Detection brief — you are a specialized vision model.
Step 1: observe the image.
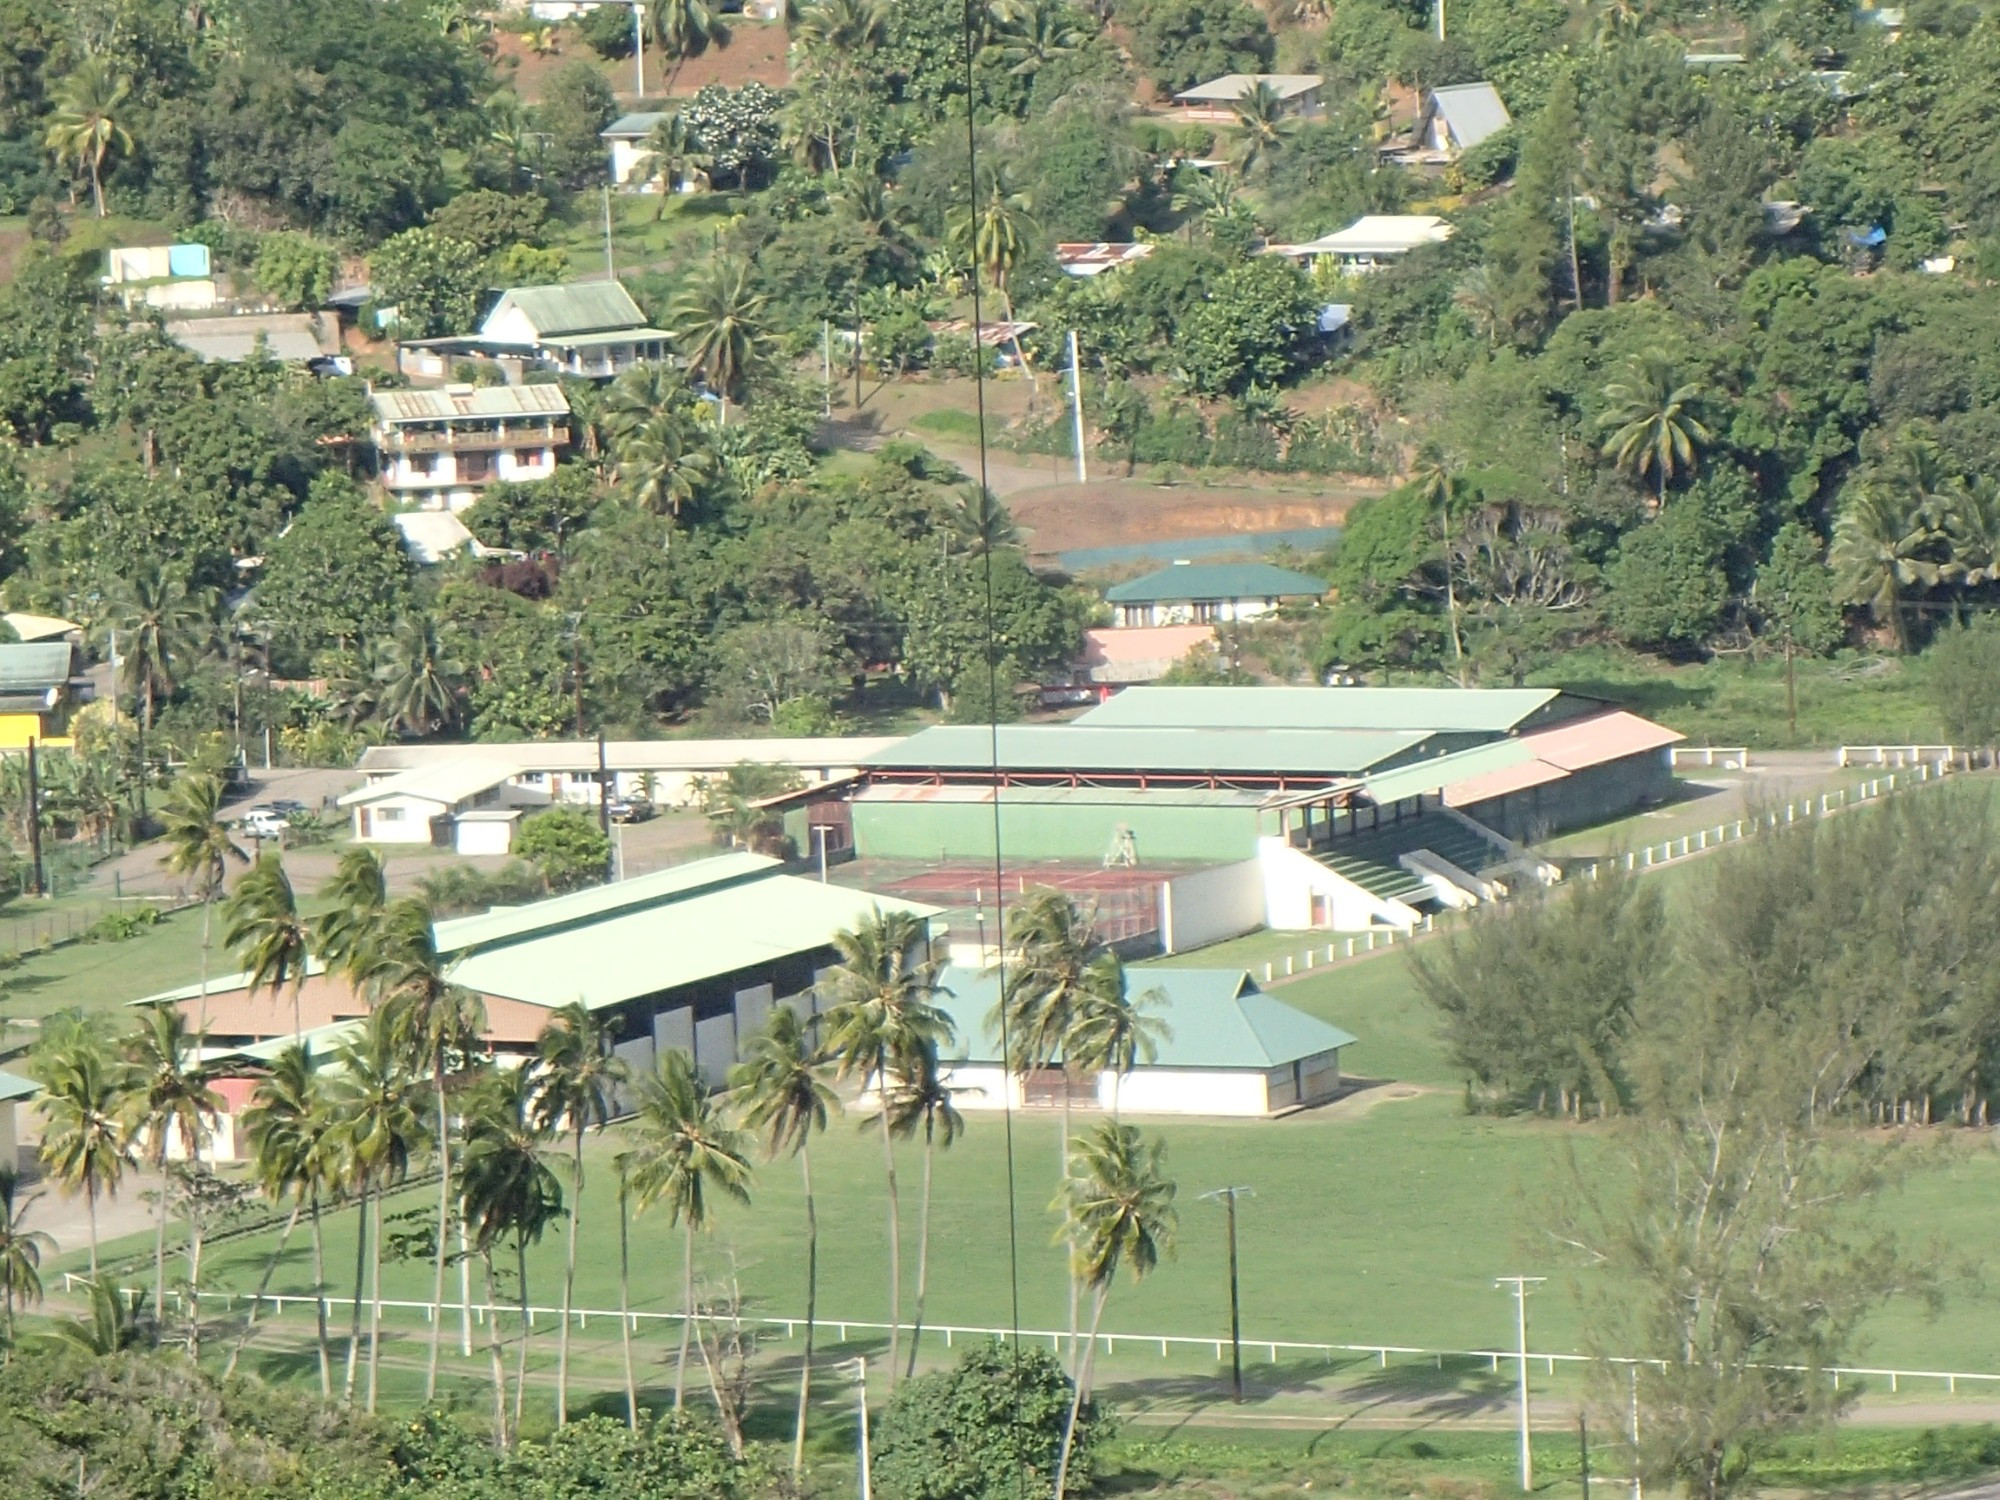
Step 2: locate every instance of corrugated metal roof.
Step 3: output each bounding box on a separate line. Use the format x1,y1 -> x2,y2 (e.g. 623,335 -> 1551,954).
602,111 -> 668,138
934,966 -> 1355,1070
1104,562 -> 1328,605
1429,82 -> 1511,149
369,384 -> 571,423
2,612 -> 78,642
1519,710 -> 1683,771
484,282 -> 650,338
865,725 -> 1429,777
355,737 -> 901,775
0,1068 -> 38,1102
450,874 -> 941,1011
1441,755 -> 1569,807
1282,215 -> 1453,256
167,313 -> 334,363
338,758 -> 522,809
434,852 -> 778,952
393,510 -> 476,564
1079,625 -> 1215,668
1077,686 -> 1566,734
852,783 -> 1270,808
0,641 -> 76,692
1362,739 -> 1538,805
1175,73 -> 1323,102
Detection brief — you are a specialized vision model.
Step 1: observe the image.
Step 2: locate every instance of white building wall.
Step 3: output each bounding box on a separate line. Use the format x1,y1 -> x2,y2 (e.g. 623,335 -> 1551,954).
496,446 -> 557,482
610,139 -> 654,187
482,304 -> 543,344
353,795 -> 448,844
1258,838 -> 1421,931
939,1063 -> 1272,1117
1158,859 -> 1265,953
455,818 -> 517,856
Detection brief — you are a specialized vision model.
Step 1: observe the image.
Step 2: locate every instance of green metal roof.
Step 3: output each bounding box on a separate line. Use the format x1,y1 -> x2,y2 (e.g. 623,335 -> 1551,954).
133,962 -> 325,1006
854,783 -> 1270,808
602,111 -> 668,138
487,282 -> 650,338
865,725 -> 1427,778
0,1067 -> 38,1102
1077,686 -> 1572,734
447,869 -> 941,1011
1360,738 -> 1537,805
934,966 -> 1356,1070
208,1021 -> 362,1066
0,641 -> 75,693
434,851 -> 776,953
1104,563 -> 1329,605
539,327 -> 671,348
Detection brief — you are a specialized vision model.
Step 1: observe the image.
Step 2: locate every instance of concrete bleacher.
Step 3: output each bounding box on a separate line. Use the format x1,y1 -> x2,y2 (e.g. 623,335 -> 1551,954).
1309,814 -> 1509,905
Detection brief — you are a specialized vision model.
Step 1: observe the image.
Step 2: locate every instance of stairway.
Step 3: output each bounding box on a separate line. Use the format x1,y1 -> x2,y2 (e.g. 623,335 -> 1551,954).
1308,813 -> 1510,907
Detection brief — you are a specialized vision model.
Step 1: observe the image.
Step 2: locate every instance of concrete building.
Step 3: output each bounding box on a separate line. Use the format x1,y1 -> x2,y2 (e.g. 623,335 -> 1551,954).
0,641 -> 95,749
369,382 -> 570,512
1105,560 -> 1327,627
930,966 -> 1354,1116
1173,74 -> 1325,122
1269,214 -> 1454,272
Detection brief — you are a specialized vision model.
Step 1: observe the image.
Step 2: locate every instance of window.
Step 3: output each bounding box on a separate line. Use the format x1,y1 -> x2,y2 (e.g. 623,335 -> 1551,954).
514,448 -> 544,467
376,805 -> 406,823
409,453 -> 438,476
1193,601 -> 1223,623
461,454 -> 492,482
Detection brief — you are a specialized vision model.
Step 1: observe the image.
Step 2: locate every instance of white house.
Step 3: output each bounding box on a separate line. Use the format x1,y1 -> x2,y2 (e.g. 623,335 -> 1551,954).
337,758 -> 550,844
1417,82 -> 1511,156
369,383 -> 571,513
929,966 -> 1356,1117
1268,214 -> 1454,272
1173,73 -> 1325,122
1104,560 -> 1328,627
397,282 -> 670,384
603,111 -> 669,187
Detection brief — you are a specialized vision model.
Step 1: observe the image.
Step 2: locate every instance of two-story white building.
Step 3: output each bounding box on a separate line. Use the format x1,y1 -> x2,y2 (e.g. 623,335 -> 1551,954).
396,282 -> 670,384
370,383 -> 571,512
1104,560 -> 1328,627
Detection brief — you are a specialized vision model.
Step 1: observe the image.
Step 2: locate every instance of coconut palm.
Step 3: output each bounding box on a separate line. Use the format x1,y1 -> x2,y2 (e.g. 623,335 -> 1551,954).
44,58 -> 134,217
877,1040 -> 962,1379
1054,1121 -> 1178,1498
947,173 -> 1039,372
460,1063 -> 565,1443
984,0 -> 1086,80
1229,81 -> 1299,178
668,258 -> 769,409
645,111 -> 711,200
730,1005 -> 839,1470
223,854 -> 316,1040
35,1275 -> 152,1356
105,565 -> 213,813
533,1003 -> 627,1427
795,0 -> 887,57
1944,475 -> 2000,588
952,484 -> 1020,557
122,1006 -> 222,1338
229,1041 -> 337,1391
32,1015 -> 136,1277
622,1048 -> 753,1411
324,1008 -> 423,1411
314,847 -> 388,979
1065,956 -> 1170,1117
1832,486 -> 1944,654
819,908 -> 952,1389
651,0 -> 724,84
160,772 -> 248,1032
0,1166 -> 53,1353
617,408 -> 705,528
1597,354 -> 1713,510
373,616 -> 465,737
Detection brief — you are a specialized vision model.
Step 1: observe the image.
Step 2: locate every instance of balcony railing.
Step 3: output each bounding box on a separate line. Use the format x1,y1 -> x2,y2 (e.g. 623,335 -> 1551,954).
379,422 -> 566,452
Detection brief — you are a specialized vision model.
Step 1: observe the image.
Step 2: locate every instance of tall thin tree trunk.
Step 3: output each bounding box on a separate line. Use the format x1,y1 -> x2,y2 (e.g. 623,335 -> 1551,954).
513,1234 -> 532,1434
1061,1087 -> 1077,1371
557,1127 -> 584,1426
483,1252 -> 511,1450
310,1193 -> 331,1398
793,1142 -> 817,1474
86,1182 -> 98,1277
675,1215 -> 694,1408
186,1135 -> 206,1358
620,1181 -> 637,1429
197,898 -> 213,1034
366,1189 -> 386,1412
152,1157 -> 169,1327
905,1123 -> 935,1380
878,1055 -> 902,1388
344,1185 -> 369,1402
1054,1285 -> 1109,1500
425,1067 -> 450,1401
224,1199 -> 302,1377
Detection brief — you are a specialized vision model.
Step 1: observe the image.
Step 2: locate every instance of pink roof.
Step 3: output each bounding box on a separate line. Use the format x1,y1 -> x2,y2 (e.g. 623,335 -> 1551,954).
1442,756 -> 1569,807
1521,710 -> 1684,772
1079,625 -> 1214,668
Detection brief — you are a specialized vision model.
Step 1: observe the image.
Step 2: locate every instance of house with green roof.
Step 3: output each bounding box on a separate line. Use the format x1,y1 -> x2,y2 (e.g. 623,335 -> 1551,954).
477,282 -> 669,379
0,640 -> 93,749
929,965 -> 1355,1116
1104,560 -> 1327,627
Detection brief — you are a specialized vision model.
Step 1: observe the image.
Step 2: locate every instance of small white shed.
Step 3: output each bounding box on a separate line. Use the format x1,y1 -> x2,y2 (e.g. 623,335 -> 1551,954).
0,1068 -> 37,1166
455,808 -> 522,856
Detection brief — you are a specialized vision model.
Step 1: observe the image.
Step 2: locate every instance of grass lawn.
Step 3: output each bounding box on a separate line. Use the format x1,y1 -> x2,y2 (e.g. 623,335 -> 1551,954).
0,902 -> 222,1028
551,191 -> 741,282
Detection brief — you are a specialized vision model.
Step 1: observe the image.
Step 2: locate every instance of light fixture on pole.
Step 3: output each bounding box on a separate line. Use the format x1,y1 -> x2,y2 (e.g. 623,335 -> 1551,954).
1199,1186 -> 1254,1402
1496,1275 -> 1546,1491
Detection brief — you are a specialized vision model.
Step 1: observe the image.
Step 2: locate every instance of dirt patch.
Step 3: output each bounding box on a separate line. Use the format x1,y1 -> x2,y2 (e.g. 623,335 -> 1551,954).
1006,480 -> 1360,561
651,20 -> 791,97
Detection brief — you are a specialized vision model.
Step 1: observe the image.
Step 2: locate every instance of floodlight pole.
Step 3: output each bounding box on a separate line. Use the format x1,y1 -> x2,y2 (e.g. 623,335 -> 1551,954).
1067,328 -> 1087,485
632,3 -> 646,96
1497,1276 -> 1546,1491
1200,1186 -> 1254,1402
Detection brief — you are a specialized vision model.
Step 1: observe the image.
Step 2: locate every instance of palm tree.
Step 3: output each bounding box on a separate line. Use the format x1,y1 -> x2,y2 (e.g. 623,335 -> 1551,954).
1408,449 -> 1467,684
622,1048 -> 753,1411
460,1063 -> 564,1443
1944,475 -> 2000,589
877,1040 -> 962,1379
485,92 -> 541,191
1597,354 -> 1713,511
324,1009 -> 423,1411
105,565 -> 213,812
651,0 -> 725,87
223,854 -> 315,1040
952,485 -> 1020,557
669,258 -> 769,411
32,1015 -> 136,1277
983,0 -> 1086,80
730,1005 -> 839,1470
0,1166 -> 53,1354
947,174 -> 1038,372
645,112 -> 711,201
1065,956 -> 1170,1118
1832,486 -> 1944,654
1054,1121 -> 1178,1499
373,616 -> 465,737
159,772 -> 248,1032
314,847 -> 388,978
122,1005 -> 222,1338
229,1041 -> 337,1392
36,1275 -> 151,1356
617,409 -> 705,529
1229,81 -> 1298,178
795,0 -> 887,57
44,58 -> 134,216
533,1003 -> 627,1427
361,895 -> 485,1403
819,908 -> 952,1390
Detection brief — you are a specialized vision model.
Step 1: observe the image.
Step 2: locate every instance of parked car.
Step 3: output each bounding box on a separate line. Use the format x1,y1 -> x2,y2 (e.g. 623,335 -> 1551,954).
238,807 -> 288,839
607,798 -> 656,824
268,798 -> 307,816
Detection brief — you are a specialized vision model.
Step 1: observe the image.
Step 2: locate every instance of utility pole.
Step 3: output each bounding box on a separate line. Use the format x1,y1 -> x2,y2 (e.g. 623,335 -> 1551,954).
596,727 -> 613,879
107,628 -> 119,727
631,3 -> 646,96
823,320 -> 834,418
1067,329 -> 1087,485
1200,1186 -> 1254,1403
852,1357 -> 873,1500
1629,1365 -> 1643,1500
1436,0 -> 1445,39
852,301 -> 863,409
1496,1276 -> 1546,1491
25,737 -> 43,898
602,183 -> 616,281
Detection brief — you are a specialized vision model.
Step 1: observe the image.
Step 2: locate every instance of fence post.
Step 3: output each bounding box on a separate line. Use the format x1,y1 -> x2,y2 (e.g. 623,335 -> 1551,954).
1285,955 -> 1294,976
1264,962 -> 1272,983
1344,938 -> 1354,958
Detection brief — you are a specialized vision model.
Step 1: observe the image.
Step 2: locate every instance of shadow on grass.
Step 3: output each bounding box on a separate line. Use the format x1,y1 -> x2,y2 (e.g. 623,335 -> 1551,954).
1552,677 -> 1717,720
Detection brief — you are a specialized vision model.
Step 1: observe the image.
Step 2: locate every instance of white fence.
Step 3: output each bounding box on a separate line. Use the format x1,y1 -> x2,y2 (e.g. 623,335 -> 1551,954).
1837,744 -> 1957,767
68,1277 -> 1999,1398
1253,762 -> 1950,986
1669,746 -> 1751,770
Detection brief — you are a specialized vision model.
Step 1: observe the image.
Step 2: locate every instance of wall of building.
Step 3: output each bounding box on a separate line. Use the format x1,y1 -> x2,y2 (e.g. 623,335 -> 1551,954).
939,1062 -> 1275,1116
1158,859 -> 1265,953
0,711 -> 58,749
1464,749 -> 1672,843
851,797 -> 1263,863
352,796 -> 447,843
1259,839 -> 1420,931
